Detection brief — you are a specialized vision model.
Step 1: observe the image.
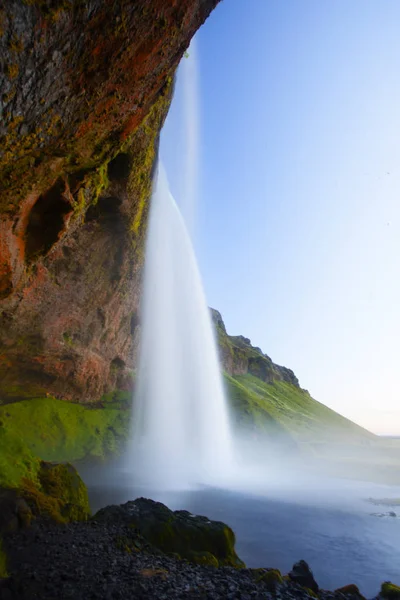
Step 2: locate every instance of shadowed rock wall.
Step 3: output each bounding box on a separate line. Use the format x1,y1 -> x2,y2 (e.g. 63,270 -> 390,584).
0,0 -> 220,402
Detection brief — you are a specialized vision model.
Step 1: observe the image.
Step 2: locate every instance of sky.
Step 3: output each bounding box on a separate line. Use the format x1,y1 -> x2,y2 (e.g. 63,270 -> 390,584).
160,0 -> 400,436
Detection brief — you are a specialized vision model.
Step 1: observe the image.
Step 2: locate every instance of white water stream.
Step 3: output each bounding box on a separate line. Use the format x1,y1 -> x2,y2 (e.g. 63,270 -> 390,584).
129,165 -> 233,489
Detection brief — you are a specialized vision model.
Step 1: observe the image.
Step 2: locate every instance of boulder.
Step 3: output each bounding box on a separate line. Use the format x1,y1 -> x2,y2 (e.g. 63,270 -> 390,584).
0,539 -> 7,579
19,462 -> 90,523
335,584 -> 366,599
252,568 -> 283,592
380,582 -> 400,600
94,497 -> 245,568
289,560 -> 319,593
0,489 -> 32,535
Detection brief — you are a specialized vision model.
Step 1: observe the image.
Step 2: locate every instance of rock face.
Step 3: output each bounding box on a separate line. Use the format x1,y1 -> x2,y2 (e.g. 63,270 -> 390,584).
0,0 -> 220,402
288,560 -> 319,593
94,497 -> 245,568
1,461 -> 90,527
380,582 -> 400,600
210,308 -> 300,387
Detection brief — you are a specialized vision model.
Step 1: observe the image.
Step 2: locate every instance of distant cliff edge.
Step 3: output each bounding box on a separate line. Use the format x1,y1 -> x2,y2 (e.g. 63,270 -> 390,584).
210,308 -> 301,389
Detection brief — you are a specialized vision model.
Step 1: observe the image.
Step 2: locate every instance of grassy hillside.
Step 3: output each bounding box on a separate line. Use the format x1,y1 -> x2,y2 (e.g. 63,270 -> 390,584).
225,373 -> 374,444
0,392 -> 130,488
212,308 -> 374,446
224,372 -> 400,485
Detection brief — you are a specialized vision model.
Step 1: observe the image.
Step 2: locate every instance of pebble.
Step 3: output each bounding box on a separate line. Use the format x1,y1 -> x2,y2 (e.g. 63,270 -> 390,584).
0,517 -> 353,600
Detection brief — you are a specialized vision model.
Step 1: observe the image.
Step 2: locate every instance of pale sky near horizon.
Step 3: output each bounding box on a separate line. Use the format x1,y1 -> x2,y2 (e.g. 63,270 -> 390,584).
161,0 -> 400,436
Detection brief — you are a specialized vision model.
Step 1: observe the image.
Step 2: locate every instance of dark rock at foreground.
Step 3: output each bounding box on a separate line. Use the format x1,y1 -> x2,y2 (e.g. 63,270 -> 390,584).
289,559 -> 319,593
2,496 -> 398,599
0,496 -> 398,599
0,517 -> 364,600
94,497 -> 245,568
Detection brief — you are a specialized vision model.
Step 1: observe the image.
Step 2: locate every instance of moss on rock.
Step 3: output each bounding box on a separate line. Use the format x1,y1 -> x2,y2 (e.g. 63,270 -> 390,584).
38,462 -> 90,521
19,461 -> 90,523
335,584 -> 365,599
95,497 -> 245,568
0,538 -> 7,579
0,395 -> 130,488
253,568 -> 283,592
381,582 -> 400,600
186,550 -> 219,567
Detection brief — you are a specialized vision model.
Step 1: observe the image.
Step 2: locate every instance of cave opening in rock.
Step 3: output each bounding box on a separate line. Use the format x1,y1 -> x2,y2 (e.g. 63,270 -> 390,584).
85,196 -> 123,226
107,153 -> 131,181
25,179 -> 72,263
111,357 -> 125,372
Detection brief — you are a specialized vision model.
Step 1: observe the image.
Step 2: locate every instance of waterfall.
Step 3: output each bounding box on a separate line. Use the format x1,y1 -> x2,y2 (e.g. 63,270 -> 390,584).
181,37 -> 199,237
129,164 -> 233,489
126,38 -> 233,490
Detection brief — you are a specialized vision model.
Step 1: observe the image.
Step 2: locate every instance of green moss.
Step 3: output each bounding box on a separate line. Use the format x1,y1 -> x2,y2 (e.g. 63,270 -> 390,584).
303,588 -> 319,598
39,462 -> 90,520
381,582 -> 400,600
0,396 -> 129,488
70,161 -> 109,218
0,538 -> 7,579
254,568 -> 283,591
126,78 -> 173,257
335,584 -> 365,598
123,501 -> 245,568
62,332 -> 74,346
187,550 -> 219,567
0,424 -> 41,488
19,462 -> 90,523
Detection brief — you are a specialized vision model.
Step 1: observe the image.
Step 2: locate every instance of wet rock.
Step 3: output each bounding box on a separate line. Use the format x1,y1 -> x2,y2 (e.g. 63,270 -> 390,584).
94,497 -> 245,568
335,584 -> 366,599
252,568 -> 283,592
289,560 -> 319,593
0,489 -> 32,535
18,462 -> 90,524
380,582 -> 400,600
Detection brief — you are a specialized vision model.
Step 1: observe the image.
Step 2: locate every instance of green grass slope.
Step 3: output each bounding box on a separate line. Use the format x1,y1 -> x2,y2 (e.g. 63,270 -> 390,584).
212,308 -> 374,447
0,392 -> 130,488
225,373 -> 374,444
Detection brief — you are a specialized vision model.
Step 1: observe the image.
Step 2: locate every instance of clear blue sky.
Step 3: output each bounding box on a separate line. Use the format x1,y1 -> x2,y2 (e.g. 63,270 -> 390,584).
161,0 -> 400,435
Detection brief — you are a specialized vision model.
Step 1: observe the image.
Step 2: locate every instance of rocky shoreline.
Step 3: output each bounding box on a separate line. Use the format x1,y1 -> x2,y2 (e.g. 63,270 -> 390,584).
1,497 -> 399,600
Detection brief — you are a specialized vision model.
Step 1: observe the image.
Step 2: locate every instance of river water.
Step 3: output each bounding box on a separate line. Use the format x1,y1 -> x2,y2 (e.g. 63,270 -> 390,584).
84,467 -> 400,597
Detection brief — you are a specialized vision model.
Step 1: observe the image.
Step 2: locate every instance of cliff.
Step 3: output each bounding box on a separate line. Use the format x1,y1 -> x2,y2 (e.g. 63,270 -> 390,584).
0,0 -> 219,403
211,309 -> 375,445
211,308 -> 300,388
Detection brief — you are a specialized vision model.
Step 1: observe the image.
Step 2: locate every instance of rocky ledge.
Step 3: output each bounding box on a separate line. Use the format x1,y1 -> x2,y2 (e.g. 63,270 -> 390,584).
210,309 -> 301,388
0,0 -> 220,403
1,497 -> 399,600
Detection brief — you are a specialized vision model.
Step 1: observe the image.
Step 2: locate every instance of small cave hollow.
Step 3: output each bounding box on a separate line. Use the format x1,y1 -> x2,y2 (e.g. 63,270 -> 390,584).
107,153 -> 131,182
110,357 -> 125,372
25,180 -> 72,263
85,196 -> 123,224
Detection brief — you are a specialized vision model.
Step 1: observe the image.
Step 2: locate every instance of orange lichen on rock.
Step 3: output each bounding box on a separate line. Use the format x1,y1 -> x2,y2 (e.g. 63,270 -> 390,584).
0,0 -> 220,402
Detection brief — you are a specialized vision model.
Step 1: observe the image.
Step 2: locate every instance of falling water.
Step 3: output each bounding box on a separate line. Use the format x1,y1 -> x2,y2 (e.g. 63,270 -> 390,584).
130,164 -> 233,489
181,37 -> 199,237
